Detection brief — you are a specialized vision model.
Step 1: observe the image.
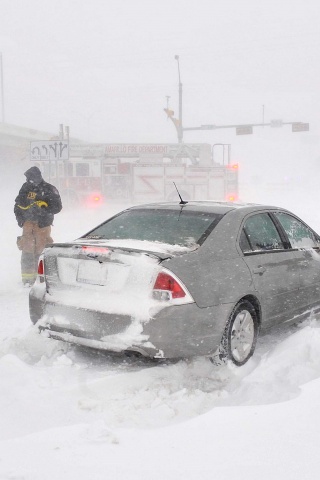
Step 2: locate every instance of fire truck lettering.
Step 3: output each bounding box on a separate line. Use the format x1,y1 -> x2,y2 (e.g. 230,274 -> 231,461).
128,145 -> 138,153
106,145 -> 127,154
138,145 -> 167,154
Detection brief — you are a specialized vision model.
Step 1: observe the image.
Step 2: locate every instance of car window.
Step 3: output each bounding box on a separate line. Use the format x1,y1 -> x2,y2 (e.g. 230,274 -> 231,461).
239,229 -> 252,253
83,209 -> 222,247
241,213 -> 284,252
274,212 -> 317,248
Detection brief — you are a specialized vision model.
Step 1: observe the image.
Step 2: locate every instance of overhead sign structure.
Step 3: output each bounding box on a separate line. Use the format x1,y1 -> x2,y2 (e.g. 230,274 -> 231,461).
270,119 -> 283,128
292,122 -> 309,132
30,140 -> 69,161
184,120 -> 309,136
236,126 -> 253,136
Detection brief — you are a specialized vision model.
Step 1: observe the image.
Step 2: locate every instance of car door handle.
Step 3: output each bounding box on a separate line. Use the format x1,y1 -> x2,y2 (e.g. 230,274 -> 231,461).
253,266 -> 266,275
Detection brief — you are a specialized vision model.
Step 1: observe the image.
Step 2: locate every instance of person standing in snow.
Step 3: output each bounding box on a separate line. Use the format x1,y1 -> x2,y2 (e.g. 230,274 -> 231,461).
14,166 -> 62,286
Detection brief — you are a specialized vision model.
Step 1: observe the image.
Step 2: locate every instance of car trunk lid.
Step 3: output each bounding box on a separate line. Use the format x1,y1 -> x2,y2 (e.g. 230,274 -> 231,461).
42,240 -> 196,312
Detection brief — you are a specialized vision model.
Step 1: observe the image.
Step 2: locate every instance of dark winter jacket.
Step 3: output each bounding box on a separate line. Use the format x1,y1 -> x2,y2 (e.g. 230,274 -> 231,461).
14,167 -> 62,228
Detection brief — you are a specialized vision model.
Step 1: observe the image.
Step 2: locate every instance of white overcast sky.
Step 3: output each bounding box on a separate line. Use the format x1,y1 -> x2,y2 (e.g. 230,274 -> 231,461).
0,0 -> 319,179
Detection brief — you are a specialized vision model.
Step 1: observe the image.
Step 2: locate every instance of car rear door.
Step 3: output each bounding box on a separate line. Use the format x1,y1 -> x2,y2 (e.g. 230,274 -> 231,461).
273,211 -> 320,310
239,211 -> 303,327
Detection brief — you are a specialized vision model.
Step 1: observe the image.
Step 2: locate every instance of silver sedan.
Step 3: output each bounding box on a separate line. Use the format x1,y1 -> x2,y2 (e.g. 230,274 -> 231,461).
29,202 -> 320,366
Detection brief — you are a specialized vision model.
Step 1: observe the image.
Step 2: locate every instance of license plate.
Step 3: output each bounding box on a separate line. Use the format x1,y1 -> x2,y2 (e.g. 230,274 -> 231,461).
77,260 -> 108,285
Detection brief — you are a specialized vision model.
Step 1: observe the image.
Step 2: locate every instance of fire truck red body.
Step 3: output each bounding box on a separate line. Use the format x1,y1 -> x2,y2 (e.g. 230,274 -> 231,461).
33,143 -> 239,206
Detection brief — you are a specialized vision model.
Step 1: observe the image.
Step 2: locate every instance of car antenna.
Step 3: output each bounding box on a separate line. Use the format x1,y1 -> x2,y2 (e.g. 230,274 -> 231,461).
173,182 -> 188,205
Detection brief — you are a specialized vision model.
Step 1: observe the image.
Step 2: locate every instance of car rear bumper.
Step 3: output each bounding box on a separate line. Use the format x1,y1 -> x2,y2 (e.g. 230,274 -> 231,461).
29,286 -> 232,359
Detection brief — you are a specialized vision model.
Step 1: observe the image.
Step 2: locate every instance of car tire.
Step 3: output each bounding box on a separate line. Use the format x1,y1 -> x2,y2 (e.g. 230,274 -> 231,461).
218,299 -> 259,366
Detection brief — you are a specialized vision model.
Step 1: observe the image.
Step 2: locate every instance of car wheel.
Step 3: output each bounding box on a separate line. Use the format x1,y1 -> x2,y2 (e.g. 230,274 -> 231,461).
219,300 -> 259,366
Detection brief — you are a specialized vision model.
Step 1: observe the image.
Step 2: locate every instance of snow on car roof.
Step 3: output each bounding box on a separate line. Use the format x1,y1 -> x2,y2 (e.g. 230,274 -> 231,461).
128,201 -> 280,214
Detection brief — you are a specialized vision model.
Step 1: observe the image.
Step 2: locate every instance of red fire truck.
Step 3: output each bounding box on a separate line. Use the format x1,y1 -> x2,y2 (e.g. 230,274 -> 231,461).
33,143 -> 239,207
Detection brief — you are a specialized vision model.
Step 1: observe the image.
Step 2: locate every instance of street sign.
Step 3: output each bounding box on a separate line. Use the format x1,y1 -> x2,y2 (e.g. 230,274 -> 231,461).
292,122 -> 309,132
270,119 -> 283,128
30,140 -> 69,161
236,126 -> 253,135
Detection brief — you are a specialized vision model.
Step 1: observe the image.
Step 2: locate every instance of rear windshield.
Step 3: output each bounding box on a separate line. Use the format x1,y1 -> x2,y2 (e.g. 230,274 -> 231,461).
83,208 -> 222,247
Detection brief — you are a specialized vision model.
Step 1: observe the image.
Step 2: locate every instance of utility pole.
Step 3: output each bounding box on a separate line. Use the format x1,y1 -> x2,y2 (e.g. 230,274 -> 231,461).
0,53 -> 5,122
64,125 -> 70,204
175,55 -> 183,143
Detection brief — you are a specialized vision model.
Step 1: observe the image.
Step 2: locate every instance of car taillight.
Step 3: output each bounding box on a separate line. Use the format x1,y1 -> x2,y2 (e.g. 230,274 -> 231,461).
154,271 -> 185,298
38,259 -> 44,275
37,258 -> 45,283
152,269 -> 194,304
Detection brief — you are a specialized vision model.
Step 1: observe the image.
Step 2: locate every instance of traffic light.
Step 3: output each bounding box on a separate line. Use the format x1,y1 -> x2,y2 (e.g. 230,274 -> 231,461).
164,108 -> 175,117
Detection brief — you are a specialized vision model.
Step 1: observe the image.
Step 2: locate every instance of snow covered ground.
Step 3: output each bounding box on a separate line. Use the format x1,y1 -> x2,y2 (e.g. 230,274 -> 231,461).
2,188 -> 320,480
